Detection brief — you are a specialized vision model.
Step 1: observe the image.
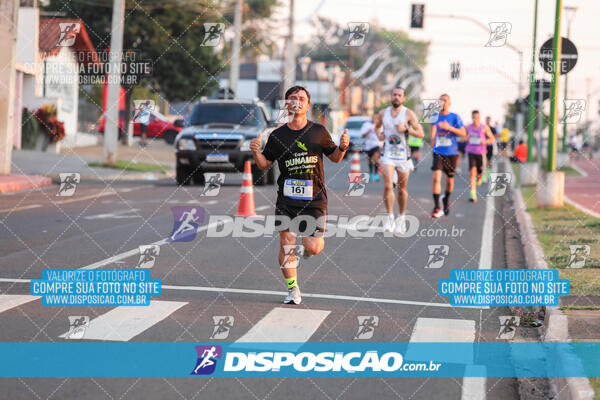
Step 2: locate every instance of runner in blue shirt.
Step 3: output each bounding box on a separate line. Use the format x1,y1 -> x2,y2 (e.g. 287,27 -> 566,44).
430,93 -> 467,218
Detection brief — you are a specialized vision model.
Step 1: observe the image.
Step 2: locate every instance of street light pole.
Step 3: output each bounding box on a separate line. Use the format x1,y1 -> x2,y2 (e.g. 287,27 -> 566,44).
229,0 -> 243,99
561,6 -> 577,152
547,0 -> 563,172
526,0 -> 539,163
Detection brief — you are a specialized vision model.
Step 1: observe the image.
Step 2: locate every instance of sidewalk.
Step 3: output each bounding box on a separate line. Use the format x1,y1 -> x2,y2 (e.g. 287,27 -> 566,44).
61,138 -> 174,166
564,158 -> 600,219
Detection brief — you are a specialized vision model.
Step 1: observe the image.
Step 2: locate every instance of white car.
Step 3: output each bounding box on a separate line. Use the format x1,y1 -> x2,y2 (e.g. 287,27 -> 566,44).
343,115 -> 371,153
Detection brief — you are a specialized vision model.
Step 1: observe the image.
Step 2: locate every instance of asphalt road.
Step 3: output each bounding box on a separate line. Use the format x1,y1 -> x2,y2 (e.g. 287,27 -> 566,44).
0,153 -> 520,400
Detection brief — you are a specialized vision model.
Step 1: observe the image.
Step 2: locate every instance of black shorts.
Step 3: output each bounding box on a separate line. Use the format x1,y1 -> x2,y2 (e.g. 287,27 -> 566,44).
457,141 -> 467,155
275,202 -> 326,237
141,124 -> 148,134
409,146 -> 420,154
468,153 -> 484,175
366,147 -> 380,158
486,144 -> 494,161
431,153 -> 459,177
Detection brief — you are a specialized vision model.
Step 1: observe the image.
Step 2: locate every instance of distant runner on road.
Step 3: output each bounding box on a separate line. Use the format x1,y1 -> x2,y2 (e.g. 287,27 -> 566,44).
430,93 -> 467,218
377,87 -> 425,233
465,110 -> 495,203
250,86 -> 349,305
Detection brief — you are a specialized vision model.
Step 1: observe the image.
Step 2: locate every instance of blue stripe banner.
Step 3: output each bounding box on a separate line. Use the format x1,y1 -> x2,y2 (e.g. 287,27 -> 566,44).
1,342 -> 599,378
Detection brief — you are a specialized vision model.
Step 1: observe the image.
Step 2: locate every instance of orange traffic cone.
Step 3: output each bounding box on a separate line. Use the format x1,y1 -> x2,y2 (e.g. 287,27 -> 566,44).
348,150 -> 362,183
236,161 -> 257,217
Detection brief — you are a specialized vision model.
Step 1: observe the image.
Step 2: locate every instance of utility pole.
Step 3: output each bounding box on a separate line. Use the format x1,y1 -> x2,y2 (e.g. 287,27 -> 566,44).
537,0 -> 564,208
547,0 -> 562,172
229,0 -> 243,98
282,0 -> 296,96
526,0 -> 538,163
561,6 -> 577,152
0,0 -> 18,175
104,0 -> 125,165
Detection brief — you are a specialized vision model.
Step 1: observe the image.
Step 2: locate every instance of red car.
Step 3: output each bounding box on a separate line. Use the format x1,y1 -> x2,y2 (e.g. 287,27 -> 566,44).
98,110 -> 184,144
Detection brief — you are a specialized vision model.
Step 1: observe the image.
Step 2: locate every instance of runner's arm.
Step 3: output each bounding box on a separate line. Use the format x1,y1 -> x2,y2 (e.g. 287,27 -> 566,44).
430,124 -> 437,143
326,128 -> 348,163
406,110 -> 425,138
451,126 -> 467,137
375,111 -> 385,140
250,133 -> 273,170
484,126 -> 496,145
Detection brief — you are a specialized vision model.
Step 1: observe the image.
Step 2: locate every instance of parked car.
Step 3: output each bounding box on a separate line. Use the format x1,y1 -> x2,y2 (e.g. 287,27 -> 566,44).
174,98 -> 276,186
343,115 -> 371,153
98,110 -> 183,144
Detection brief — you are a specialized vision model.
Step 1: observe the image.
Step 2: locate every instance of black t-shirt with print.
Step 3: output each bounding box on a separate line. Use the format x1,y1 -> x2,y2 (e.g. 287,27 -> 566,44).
262,121 -> 337,208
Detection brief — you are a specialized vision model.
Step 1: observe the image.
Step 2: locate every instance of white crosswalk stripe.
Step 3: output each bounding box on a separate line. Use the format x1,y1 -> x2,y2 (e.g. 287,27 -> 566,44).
0,294 -> 39,313
59,300 -> 187,341
236,307 -> 330,344
407,317 -> 484,400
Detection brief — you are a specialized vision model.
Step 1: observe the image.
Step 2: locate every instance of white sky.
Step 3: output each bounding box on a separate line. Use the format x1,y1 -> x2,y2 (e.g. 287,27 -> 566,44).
284,0 -> 600,125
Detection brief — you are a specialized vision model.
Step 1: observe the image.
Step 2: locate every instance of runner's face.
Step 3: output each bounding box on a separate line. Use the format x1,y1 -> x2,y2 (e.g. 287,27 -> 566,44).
286,90 -> 310,117
390,89 -> 404,108
472,113 -> 480,124
440,95 -> 450,112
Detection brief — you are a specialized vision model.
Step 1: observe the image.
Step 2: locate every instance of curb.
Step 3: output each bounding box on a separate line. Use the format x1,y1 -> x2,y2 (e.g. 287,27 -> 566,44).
512,187 -> 595,400
0,175 -> 53,193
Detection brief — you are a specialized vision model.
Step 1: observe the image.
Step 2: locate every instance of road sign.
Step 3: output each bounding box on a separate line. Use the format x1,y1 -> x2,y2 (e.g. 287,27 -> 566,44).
410,4 -> 425,28
538,37 -> 578,75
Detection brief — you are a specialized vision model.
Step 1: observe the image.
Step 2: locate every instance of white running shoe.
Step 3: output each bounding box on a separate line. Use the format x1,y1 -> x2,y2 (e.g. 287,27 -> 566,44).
283,286 -> 302,304
384,215 -> 395,232
394,215 -> 406,235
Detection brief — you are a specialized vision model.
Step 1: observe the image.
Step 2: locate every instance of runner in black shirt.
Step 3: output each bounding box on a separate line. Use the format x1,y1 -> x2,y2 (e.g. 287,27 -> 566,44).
250,86 -> 349,304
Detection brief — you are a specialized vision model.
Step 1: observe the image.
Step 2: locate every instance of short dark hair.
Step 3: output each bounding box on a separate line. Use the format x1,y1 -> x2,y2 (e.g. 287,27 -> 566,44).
285,86 -> 311,103
472,110 -> 480,115
519,140 -> 524,145
391,87 -> 405,94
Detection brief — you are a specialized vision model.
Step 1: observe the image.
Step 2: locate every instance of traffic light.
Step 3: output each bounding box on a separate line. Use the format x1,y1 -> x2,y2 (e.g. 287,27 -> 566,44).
450,61 -> 460,80
410,4 -> 425,28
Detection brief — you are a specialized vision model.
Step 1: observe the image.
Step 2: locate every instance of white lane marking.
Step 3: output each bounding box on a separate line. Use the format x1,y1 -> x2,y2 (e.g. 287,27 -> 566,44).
236,307 -> 330,342
59,300 -> 187,341
478,163 -> 496,270
84,209 -> 142,220
0,278 -> 486,309
0,295 -> 39,313
81,218 -> 233,270
255,205 -> 270,211
0,279 -> 474,309
461,365 -> 487,400
564,195 -> 600,219
0,204 -> 41,213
